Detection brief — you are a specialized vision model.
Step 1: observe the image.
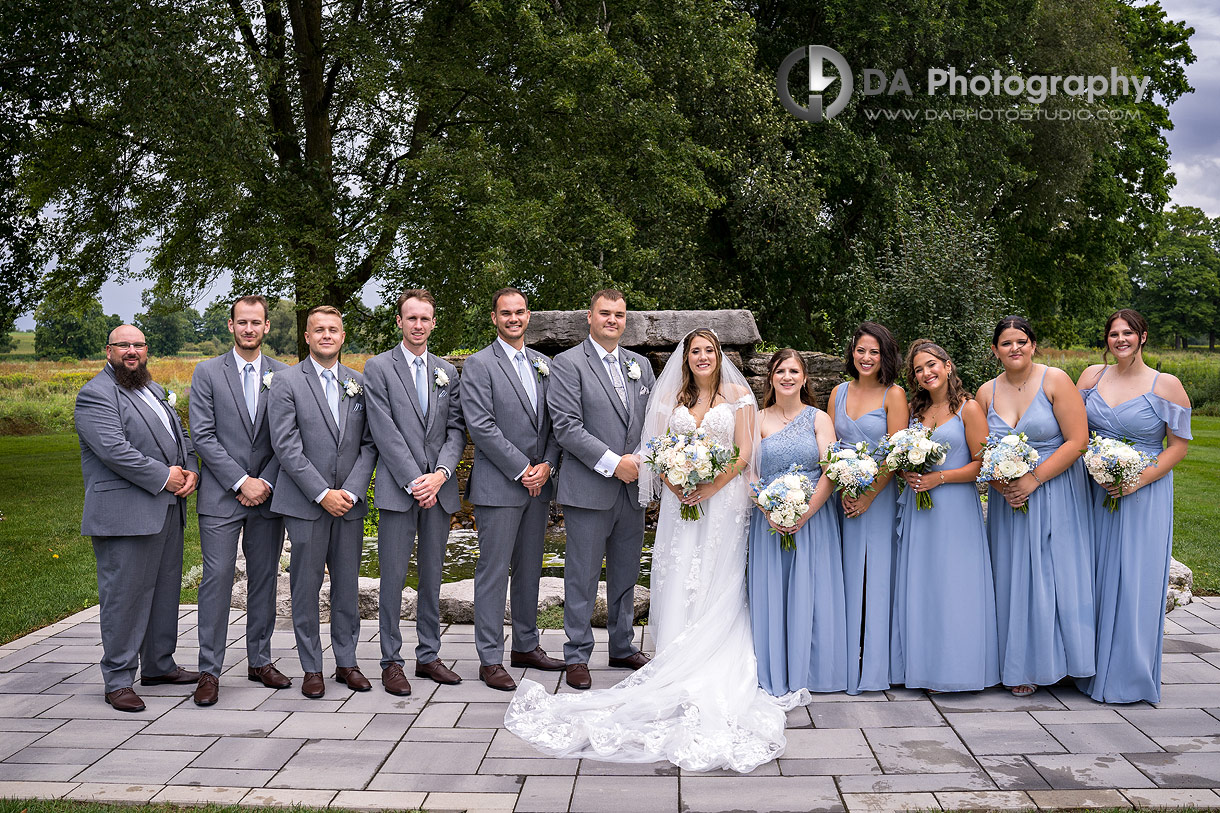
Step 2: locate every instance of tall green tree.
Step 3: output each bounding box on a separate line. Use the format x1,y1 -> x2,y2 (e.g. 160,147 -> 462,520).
134,292 -> 199,357
1130,206 -> 1220,349
33,299 -> 119,360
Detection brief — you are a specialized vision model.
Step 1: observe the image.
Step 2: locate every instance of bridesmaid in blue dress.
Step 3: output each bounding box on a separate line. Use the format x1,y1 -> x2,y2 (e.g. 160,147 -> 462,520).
1075,309 -> 1192,704
829,322 -> 908,694
748,349 -> 848,694
976,316 -> 1094,697
891,340 -> 999,693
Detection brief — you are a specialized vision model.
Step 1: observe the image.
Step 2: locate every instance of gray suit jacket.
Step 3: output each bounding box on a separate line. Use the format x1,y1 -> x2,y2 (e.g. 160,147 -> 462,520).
190,351 -> 290,519
268,360 -> 378,521
549,337 -> 656,510
461,341 -> 560,507
75,364 -> 198,537
363,347 -> 465,514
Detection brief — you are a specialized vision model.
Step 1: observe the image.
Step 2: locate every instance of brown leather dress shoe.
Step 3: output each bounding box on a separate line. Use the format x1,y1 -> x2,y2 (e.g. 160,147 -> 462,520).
335,666 -> 372,691
608,651 -> 651,670
479,664 -> 517,691
381,664 -> 412,696
104,687 -> 146,712
192,673 -> 219,706
565,663 -> 592,690
140,666 -> 201,685
248,663 -> 292,689
510,646 -> 565,671
301,671 -> 325,698
415,659 -> 462,685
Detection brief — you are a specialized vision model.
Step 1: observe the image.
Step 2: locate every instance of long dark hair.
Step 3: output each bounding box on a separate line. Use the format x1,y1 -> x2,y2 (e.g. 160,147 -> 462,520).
762,349 -> 818,408
845,322 -> 900,386
992,315 -> 1036,348
676,328 -> 723,409
1102,308 -> 1149,363
905,339 -> 969,420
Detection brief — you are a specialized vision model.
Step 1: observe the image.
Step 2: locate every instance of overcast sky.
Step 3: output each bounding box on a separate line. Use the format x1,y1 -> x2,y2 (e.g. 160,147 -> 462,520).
14,0 -> 1219,329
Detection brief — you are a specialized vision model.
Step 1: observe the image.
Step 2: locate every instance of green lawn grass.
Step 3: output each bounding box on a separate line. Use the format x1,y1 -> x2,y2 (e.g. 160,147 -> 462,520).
1171,415 -> 1220,594
6,330 -> 35,354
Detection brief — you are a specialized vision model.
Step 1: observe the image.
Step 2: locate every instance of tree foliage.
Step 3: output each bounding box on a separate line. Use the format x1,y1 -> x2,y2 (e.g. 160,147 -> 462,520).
1131,206 -> 1220,348
34,299 -> 119,360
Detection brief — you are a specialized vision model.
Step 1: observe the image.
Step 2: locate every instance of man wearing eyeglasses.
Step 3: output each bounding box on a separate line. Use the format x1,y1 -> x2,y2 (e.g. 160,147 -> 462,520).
75,324 -> 201,712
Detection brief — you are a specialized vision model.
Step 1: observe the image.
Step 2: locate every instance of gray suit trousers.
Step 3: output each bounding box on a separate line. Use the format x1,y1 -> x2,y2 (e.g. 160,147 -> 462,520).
562,487 -> 645,665
378,505 -> 452,668
197,511 -> 285,676
92,503 -> 184,693
284,515 -> 363,673
472,499 -> 549,665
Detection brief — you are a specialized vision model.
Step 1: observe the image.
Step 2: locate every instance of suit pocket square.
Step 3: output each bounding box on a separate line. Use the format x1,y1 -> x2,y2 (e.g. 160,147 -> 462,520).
640,386 -> 650,396
353,403 -> 364,412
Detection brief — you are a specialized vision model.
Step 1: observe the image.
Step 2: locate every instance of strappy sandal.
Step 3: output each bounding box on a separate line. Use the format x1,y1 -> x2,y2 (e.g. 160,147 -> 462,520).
1010,684 -> 1037,697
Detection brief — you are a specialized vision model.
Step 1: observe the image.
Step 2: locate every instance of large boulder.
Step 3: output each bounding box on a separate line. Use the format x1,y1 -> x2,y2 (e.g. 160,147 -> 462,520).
1168,557 -> 1194,613
526,309 -> 760,354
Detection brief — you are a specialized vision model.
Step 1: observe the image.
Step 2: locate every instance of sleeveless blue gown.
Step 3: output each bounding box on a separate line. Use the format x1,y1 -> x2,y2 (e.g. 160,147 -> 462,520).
986,370 -> 1095,688
748,406 -> 848,694
1076,369 -> 1192,704
833,383 -> 898,694
891,411 -> 1000,692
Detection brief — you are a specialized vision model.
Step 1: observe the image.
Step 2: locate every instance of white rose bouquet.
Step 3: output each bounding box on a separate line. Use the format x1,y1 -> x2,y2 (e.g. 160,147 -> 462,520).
644,426 -> 738,521
977,432 -> 1041,513
820,440 -> 880,503
878,423 -> 950,510
750,463 -> 817,550
1083,432 -> 1156,512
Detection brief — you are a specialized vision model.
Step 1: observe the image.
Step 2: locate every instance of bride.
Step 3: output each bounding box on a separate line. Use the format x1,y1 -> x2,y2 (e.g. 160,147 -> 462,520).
504,328 -> 808,772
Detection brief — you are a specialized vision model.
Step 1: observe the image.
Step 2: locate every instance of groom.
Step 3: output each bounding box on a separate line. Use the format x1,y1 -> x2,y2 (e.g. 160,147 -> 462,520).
549,289 -> 656,689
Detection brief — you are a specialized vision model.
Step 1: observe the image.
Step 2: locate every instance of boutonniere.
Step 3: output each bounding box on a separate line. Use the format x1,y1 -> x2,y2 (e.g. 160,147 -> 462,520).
531,357 -> 550,379
261,371 -> 274,391
163,389 -> 177,408
624,359 -> 642,381
434,368 -> 449,388
342,378 -> 362,399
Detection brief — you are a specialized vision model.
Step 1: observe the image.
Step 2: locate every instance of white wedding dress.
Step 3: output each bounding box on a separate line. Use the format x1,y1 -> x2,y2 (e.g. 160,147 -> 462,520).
504,401 -> 808,772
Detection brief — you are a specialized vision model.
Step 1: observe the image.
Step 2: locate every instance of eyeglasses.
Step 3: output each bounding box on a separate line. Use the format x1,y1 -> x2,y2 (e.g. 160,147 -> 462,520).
108,342 -> 148,350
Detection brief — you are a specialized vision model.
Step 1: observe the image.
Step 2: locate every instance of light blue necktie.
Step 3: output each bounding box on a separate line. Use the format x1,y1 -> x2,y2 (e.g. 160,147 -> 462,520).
243,362 -> 257,423
414,356 -> 429,417
514,351 -> 537,412
322,368 -> 340,425
605,354 -> 627,407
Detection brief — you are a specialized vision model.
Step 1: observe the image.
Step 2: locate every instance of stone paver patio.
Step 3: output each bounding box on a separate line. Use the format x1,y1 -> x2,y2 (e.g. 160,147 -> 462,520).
4,601 -> 1220,812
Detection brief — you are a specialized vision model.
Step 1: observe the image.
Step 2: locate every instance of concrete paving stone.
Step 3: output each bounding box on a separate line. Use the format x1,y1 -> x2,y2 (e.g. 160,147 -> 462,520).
930,690 -> 1065,714
946,712 -> 1065,756
569,775 -> 678,813
1030,709 -> 1125,725
65,782 -> 160,803
58,664 -> 103,684
1026,754 -> 1156,789
33,718 -> 147,749
935,790 -> 1035,810
414,701 -> 466,727
1201,653 -> 1220,668
841,791 -> 940,812
0,717 -> 65,733
403,725 -> 495,743
678,760 -> 781,777
1163,619 -> 1192,636
515,775 -> 574,813
0,644 -> 61,671
43,624 -> 103,639
679,775 -> 843,812
169,767 -> 275,787
1167,614 -> 1220,633
0,731 -> 44,760
34,691 -> 185,720
5,745 -> 109,764
241,788 -> 337,806
255,693 -> 347,713
1043,722 -> 1161,754
812,700 -> 946,729
480,757 -> 580,776
191,735 -> 306,769
459,702 -> 511,728
808,691 -> 888,703
885,688 -> 930,702
331,789 -> 429,810
1047,685 -> 1151,711
487,728 -> 562,759
384,738 -> 490,774
1162,660 -> 1220,684
268,739 -> 395,790
837,772 -> 995,793
0,693 -> 70,718
1122,707 -> 1220,738
573,760 -> 678,776
356,713 -> 414,741
0,781 -> 78,800
143,707 -> 289,737
1121,787 -> 1220,807
0,763 -> 87,782
1027,788 -> 1131,808
152,784 -> 251,805
367,773 -> 524,793
864,726 -> 980,774
340,682 -> 437,714
0,670 -> 77,694
73,747 -> 197,784
269,710 -> 373,739
783,728 -> 872,759
1155,736 -> 1220,752
1125,752 -> 1220,788
199,685 -> 278,710
1162,653 -> 1204,662
119,734 -> 218,751
978,756 -> 1052,790
778,758 -> 882,776
786,705 -> 813,727
31,645 -> 105,664
423,791 -> 518,811
1164,633 -> 1220,652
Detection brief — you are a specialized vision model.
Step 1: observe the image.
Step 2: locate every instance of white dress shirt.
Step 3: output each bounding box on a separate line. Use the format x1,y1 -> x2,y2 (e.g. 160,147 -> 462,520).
399,343 -> 451,490
591,341 -> 625,478
497,336 -> 537,482
308,356 -> 358,506
230,348 -> 272,493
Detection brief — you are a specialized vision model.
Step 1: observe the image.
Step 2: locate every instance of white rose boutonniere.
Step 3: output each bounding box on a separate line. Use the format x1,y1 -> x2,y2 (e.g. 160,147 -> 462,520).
261,371 -> 274,391
625,359 -> 642,381
342,378 -> 362,399
434,368 -> 450,388
164,389 -> 178,408
531,357 -> 550,379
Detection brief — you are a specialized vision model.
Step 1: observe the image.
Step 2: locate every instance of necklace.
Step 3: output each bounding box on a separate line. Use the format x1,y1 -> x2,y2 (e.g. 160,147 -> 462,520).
775,404 -> 799,426
1008,365 -> 1035,392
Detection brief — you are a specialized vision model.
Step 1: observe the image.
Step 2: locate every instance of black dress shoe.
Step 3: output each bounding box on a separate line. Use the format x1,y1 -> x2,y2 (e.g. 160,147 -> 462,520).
510,646 -> 565,671
105,687 -> 146,712
140,667 -> 200,685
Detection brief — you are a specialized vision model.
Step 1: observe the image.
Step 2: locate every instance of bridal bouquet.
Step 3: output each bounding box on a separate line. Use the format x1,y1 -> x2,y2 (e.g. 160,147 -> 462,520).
750,464 -> 817,550
1083,432 -> 1156,512
977,432 -> 1041,513
878,423 -> 950,510
820,440 -> 879,502
644,427 -> 737,521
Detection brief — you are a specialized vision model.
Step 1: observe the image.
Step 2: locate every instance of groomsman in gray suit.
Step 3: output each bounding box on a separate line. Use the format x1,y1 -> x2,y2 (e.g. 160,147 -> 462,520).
75,324 -> 200,712
189,295 -> 292,706
548,289 -> 656,689
268,305 -> 377,699
363,289 -> 466,694
462,287 -> 566,690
